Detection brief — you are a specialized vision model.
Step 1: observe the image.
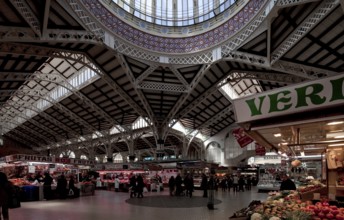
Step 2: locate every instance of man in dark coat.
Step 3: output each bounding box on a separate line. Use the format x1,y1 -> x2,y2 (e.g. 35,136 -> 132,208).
280,174 -> 296,191
175,173 -> 183,196
200,173 -> 208,198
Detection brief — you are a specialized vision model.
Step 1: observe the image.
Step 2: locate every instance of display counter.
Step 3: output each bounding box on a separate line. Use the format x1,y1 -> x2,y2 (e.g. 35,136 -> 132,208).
79,182 -> 95,196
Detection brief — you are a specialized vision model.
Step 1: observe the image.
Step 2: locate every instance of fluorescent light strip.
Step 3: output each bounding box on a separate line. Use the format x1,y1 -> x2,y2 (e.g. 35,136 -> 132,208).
328,143 -> 344,147
327,121 -> 344,125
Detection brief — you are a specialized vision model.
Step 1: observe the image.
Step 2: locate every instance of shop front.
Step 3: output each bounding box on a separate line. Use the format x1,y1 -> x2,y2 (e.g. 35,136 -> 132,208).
229,75 -> 344,219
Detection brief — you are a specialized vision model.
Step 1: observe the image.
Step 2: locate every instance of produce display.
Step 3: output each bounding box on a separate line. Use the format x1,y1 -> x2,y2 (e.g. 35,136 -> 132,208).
298,180 -> 326,193
9,178 -> 31,186
231,200 -> 262,218
249,190 -> 344,220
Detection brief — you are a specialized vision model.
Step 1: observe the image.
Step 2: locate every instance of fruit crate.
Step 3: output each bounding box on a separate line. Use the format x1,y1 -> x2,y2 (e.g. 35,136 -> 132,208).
300,187 -> 327,201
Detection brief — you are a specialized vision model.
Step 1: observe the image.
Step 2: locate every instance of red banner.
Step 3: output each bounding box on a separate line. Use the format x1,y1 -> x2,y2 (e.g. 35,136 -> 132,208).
255,143 -> 266,156
232,128 -> 254,148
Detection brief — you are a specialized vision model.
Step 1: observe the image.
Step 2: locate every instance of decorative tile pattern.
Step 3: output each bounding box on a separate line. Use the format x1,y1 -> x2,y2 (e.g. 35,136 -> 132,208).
82,0 -> 265,54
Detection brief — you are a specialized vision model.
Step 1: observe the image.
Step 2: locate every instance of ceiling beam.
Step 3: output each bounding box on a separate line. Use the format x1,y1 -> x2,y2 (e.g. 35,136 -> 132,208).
135,65 -> 158,85
10,0 -> 41,37
197,106 -> 233,130
34,68 -> 128,134
0,26 -> 101,44
271,0 -> 340,64
116,54 -> 157,137
42,0 -> 51,37
163,64 -> 212,130
276,0 -> 321,8
2,99 -> 82,139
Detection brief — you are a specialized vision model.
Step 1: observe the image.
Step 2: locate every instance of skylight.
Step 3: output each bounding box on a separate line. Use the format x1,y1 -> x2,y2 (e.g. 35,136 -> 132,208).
113,0 -> 239,26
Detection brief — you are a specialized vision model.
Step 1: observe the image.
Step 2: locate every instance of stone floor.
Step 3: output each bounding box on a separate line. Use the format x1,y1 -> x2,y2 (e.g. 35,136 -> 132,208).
9,187 -> 268,220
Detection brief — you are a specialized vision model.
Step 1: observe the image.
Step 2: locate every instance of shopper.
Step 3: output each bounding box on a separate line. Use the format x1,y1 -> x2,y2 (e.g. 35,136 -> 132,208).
114,175 -> 120,192
136,174 -> 144,198
129,174 -> 137,198
168,176 -> 175,196
57,174 -> 68,199
238,175 -> 245,192
280,174 -> 296,191
232,175 -> 239,192
175,173 -> 183,196
200,173 -> 208,198
184,174 -> 194,198
0,172 -> 14,220
68,175 -> 78,198
43,172 -> 53,200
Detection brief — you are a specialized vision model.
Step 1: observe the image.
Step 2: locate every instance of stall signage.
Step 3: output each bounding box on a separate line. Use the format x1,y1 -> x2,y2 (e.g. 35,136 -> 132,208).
253,155 -> 281,164
4,154 -> 96,165
255,143 -> 266,156
55,157 -> 71,164
129,163 -> 143,169
12,154 -> 54,163
233,75 -> 344,123
232,127 -> 254,148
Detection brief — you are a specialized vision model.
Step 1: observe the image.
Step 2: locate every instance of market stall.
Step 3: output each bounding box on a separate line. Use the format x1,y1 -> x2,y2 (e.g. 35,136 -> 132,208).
0,154 -> 96,200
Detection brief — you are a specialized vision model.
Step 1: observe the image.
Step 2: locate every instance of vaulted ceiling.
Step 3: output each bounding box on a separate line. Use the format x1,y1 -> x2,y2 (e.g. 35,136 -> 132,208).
0,0 -> 343,158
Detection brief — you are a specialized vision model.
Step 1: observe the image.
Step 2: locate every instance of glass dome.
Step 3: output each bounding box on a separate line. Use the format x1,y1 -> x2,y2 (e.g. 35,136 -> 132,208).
113,0 -> 239,26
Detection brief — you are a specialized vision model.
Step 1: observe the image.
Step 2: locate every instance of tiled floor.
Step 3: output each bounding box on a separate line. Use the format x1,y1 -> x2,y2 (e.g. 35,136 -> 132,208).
10,187 -> 268,220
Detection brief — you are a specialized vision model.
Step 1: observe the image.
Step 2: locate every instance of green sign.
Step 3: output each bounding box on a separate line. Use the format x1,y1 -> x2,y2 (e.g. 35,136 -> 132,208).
233,75 -> 344,123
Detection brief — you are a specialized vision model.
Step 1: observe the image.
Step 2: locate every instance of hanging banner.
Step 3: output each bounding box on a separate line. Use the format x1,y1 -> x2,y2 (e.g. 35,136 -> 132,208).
255,143 -> 266,156
232,127 -> 254,148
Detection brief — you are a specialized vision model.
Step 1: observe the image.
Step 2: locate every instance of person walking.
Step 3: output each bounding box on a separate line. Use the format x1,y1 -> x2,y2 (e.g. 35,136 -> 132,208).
0,172 -> 14,220
56,174 -> 68,199
175,173 -> 183,196
200,173 -> 208,198
232,175 -> 239,192
129,174 -> 137,198
168,176 -> 175,196
136,174 -> 144,198
184,174 -> 194,198
114,175 -> 120,192
43,172 -> 53,200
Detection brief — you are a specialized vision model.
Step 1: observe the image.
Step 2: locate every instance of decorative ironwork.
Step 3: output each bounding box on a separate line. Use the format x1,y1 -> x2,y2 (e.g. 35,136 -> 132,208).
271,0 -> 339,64
138,82 -> 187,93
10,0 -> 41,37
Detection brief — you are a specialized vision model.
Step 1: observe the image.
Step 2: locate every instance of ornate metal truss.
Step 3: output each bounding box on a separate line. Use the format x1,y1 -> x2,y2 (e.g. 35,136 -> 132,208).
0,44 -> 149,120
197,106 -> 234,130
0,26 -> 101,44
5,132 -> 36,148
12,87 -> 102,137
33,68 -> 128,134
65,0 -> 105,40
10,0 -> 41,37
137,82 -> 188,93
141,137 -> 156,152
2,124 -> 43,147
271,0 -> 340,64
116,54 -> 157,139
229,70 -> 306,83
3,120 -> 55,145
223,51 -> 339,78
0,106 -> 66,141
169,67 -> 190,88
2,100 -> 82,139
162,64 -> 212,139
276,0 -> 322,8
135,65 -> 159,86
65,0 -> 273,65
